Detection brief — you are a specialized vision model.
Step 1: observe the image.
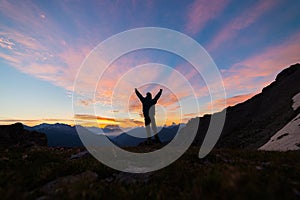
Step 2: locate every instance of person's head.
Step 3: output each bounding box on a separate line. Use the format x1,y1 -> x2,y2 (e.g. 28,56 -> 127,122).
146,92 -> 152,99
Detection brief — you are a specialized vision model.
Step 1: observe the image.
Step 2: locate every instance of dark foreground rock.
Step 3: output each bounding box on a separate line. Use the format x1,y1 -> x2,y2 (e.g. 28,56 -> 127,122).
0,123 -> 47,147
40,170 -> 98,197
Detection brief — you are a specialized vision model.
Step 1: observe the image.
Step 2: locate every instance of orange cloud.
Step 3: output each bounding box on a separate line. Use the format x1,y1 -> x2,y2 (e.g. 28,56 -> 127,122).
74,114 -> 116,122
82,62 -> 200,124
74,114 -> 118,128
74,114 -> 145,128
116,118 -> 144,127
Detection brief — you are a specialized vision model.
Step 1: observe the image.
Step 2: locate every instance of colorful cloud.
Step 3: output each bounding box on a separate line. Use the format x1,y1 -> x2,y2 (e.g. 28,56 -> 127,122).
0,0 -> 299,127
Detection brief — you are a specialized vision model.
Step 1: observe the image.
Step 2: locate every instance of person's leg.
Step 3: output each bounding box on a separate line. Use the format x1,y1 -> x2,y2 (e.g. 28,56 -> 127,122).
150,115 -> 161,143
144,116 -> 151,139
146,125 -> 151,138
150,115 -> 157,134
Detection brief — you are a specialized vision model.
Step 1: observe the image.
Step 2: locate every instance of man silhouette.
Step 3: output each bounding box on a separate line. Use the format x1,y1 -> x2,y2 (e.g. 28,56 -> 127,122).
135,88 -> 163,143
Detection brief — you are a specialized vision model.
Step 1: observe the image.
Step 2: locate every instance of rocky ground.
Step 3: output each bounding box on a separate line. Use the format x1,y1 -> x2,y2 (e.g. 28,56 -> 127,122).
0,145 -> 299,200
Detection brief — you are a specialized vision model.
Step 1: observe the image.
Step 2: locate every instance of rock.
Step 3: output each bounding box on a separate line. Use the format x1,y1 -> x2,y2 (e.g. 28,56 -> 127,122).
22,154 -> 28,160
0,123 -> 47,147
104,172 -> 153,185
70,150 -> 89,159
40,171 -> 98,194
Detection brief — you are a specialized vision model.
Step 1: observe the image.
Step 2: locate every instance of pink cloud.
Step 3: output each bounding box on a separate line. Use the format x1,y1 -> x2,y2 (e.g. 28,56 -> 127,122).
199,93 -> 254,116
0,0 -> 102,93
222,30 -> 300,96
0,1 -> 206,115
185,0 -> 230,35
0,37 -> 15,49
0,31 -> 45,51
0,1 -> 71,51
215,93 -> 254,108
0,1 -> 45,31
0,32 -> 90,91
195,31 -> 300,115
208,0 -> 279,51
0,51 -> 20,64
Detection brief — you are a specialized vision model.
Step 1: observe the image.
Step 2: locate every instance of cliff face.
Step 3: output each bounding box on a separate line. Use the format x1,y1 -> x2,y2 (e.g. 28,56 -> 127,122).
192,63 -> 300,149
0,123 -> 47,147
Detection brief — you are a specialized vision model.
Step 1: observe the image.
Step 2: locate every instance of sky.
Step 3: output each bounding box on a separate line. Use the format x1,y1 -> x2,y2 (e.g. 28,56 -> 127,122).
0,0 -> 300,127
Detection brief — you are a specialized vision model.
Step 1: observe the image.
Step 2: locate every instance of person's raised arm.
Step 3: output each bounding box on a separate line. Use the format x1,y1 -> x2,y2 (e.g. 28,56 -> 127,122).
135,88 -> 144,101
153,89 -> 163,102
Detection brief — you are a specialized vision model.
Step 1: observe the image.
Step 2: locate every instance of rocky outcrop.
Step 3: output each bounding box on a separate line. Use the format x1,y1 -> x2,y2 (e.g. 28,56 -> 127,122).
0,123 -> 47,147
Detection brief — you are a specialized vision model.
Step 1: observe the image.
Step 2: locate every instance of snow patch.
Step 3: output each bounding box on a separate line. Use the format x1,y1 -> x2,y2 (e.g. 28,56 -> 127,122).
259,113 -> 300,151
292,92 -> 300,110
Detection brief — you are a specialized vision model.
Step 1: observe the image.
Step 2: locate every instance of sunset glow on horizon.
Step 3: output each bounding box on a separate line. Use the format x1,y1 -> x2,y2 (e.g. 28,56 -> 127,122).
1,0 -> 300,127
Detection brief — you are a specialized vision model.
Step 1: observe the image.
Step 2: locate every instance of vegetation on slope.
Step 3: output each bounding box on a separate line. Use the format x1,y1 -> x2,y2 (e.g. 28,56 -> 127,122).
0,146 -> 299,200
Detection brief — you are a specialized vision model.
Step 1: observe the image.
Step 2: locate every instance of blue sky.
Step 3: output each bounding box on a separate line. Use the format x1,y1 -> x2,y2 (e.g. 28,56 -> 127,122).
0,0 -> 300,127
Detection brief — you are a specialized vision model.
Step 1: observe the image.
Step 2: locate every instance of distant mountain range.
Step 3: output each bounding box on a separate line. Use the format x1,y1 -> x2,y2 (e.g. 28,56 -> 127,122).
22,123 -> 181,147
24,123 -> 84,147
23,123 -> 123,147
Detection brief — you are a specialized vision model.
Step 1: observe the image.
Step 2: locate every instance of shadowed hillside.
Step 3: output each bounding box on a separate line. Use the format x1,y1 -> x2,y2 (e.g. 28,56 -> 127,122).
192,63 -> 300,149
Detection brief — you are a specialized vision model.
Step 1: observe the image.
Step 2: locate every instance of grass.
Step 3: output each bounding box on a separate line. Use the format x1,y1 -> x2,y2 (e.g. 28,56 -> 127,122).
0,146 -> 299,199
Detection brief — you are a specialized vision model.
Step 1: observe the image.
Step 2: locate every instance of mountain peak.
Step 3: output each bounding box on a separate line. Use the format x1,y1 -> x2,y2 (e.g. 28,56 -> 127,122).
275,63 -> 300,82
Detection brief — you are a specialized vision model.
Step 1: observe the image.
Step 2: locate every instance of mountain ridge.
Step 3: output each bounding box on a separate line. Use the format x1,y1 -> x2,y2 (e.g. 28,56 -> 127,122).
191,63 -> 300,149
